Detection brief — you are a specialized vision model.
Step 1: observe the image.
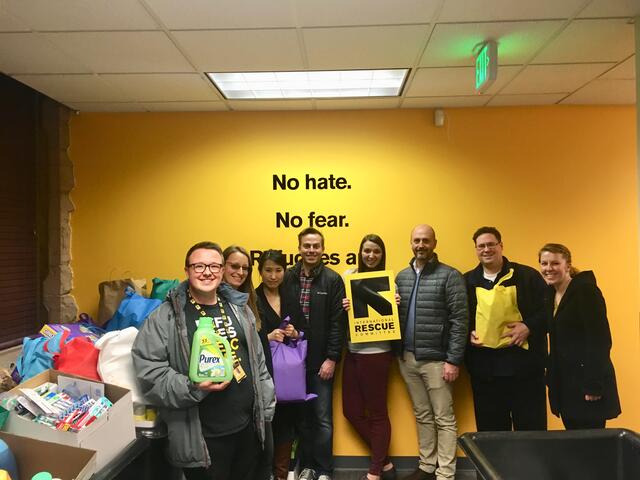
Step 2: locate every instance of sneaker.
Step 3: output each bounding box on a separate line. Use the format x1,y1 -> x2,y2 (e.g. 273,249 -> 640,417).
400,469 -> 435,480
316,476 -> 332,480
298,468 -> 317,480
381,466 -> 397,480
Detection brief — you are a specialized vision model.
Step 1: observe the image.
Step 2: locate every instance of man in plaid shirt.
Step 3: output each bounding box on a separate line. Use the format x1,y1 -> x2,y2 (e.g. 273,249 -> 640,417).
283,227 -> 346,480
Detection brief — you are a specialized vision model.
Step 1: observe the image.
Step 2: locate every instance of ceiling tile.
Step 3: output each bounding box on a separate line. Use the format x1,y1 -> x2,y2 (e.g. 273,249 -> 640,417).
0,33 -> 91,74
66,102 -> 149,112
146,0 -> 295,29
0,8 -> 30,31
228,99 -> 314,110
438,0 -> 586,22
406,65 -> 520,96
42,32 -> 194,73
3,0 -> 158,31
99,73 -> 221,101
534,19 -> 635,64
315,97 -> 400,110
420,20 -> 562,67
601,56 -> 636,79
303,25 -> 429,69
578,0 -> 640,18
13,74 -> 132,102
144,101 -> 228,111
401,96 -> 489,108
487,93 -> 566,106
501,63 -> 616,94
173,29 -> 304,71
297,0 -> 439,27
561,79 -> 636,104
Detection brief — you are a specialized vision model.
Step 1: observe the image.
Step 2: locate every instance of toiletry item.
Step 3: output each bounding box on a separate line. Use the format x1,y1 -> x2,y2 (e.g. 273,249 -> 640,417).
0,440 -> 18,480
189,317 -> 233,383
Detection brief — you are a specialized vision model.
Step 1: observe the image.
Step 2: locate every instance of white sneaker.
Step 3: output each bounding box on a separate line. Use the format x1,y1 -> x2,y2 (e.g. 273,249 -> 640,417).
317,476 -> 332,480
298,468 -> 316,480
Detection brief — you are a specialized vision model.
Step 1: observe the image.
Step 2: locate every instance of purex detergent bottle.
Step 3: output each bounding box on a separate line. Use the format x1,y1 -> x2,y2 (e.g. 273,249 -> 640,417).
189,316 -> 233,383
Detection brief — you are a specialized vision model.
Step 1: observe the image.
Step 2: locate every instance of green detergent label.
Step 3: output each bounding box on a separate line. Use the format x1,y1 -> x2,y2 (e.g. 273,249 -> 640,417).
198,346 -> 227,378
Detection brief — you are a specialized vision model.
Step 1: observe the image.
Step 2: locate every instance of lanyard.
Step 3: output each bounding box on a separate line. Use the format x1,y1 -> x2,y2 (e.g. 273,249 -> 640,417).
187,290 -> 232,338
187,289 -> 246,382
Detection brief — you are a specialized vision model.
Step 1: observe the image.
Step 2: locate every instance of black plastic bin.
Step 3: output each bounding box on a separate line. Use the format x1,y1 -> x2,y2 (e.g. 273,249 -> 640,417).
458,428 -> 640,480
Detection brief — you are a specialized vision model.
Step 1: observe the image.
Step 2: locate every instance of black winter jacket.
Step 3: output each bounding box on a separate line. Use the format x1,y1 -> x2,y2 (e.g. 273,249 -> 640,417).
545,271 -> 621,421
395,254 -> 468,365
283,262 -> 346,372
464,258 -> 547,378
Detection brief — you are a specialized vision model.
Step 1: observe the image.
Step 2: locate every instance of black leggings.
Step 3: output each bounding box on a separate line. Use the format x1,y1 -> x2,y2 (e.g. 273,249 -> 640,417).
183,422 -> 260,480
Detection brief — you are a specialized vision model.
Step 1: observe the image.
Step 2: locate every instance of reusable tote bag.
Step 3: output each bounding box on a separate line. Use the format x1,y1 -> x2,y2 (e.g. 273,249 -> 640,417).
475,268 -> 529,350
269,336 -> 317,403
105,287 -> 162,332
97,278 -> 147,326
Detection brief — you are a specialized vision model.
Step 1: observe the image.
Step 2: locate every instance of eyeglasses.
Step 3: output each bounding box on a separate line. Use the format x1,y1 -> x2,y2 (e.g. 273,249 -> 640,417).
227,262 -> 251,273
189,263 -> 223,274
475,242 -> 500,251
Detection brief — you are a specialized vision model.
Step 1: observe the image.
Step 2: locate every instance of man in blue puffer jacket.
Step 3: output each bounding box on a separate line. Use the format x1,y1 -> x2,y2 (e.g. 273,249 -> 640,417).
395,224 -> 468,480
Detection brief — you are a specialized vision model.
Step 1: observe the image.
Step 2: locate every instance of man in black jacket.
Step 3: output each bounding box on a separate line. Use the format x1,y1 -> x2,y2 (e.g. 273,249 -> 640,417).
464,226 -> 547,432
283,227 -> 346,480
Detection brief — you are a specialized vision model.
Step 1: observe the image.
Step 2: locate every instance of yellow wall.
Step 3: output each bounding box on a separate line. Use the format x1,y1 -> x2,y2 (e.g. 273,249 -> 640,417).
69,106 -> 639,455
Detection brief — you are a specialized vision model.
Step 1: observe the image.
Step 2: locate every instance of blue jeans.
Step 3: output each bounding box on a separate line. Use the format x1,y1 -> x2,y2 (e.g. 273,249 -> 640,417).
299,373 -> 334,475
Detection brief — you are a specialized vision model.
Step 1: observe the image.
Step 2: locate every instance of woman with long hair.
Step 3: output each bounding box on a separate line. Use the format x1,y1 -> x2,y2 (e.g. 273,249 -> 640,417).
222,245 -> 270,479
223,245 -> 260,325
342,234 -> 396,480
255,249 -> 306,480
538,243 -> 621,429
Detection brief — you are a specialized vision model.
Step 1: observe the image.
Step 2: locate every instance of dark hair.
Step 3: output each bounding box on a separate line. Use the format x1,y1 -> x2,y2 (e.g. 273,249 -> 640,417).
258,249 -> 287,272
472,226 -> 502,244
223,245 -> 261,330
357,234 -> 386,272
184,241 -> 223,267
297,227 -> 324,247
538,243 -> 580,277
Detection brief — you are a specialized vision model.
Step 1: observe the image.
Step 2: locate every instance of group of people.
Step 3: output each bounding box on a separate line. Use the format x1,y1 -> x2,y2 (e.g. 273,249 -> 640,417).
131,224 -> 621,480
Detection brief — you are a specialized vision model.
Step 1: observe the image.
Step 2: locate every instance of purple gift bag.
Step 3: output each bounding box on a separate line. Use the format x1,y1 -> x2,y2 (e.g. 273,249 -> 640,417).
269,337 -> 317,403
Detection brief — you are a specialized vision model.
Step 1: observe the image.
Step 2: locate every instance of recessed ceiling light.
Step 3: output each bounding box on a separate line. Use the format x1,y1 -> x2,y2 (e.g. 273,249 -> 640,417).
206,69 -> 410,100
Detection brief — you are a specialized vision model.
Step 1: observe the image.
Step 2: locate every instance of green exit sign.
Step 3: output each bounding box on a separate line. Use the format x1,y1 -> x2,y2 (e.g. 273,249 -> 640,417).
475,40 -> 497,93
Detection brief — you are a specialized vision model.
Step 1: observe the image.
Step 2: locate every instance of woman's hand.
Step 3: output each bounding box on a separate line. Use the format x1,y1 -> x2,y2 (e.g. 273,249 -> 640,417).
395,293 -> 401,305
268,328 -> 286,342
342,298 -> 351,311
283,323 -> 299,339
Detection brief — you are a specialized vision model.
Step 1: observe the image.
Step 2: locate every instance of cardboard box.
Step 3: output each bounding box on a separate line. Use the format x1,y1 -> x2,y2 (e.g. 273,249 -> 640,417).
0,431 -> 96,480
3,370 -> 136,471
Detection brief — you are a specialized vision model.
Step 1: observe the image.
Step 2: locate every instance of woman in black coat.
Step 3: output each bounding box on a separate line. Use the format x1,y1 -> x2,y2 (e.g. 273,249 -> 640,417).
255,249 -> 307,480
538,243 -> 621,429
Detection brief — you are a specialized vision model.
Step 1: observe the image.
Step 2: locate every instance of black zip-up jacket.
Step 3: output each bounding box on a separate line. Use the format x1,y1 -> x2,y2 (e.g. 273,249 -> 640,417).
283,261 -> 346,372
464,258 -> 547,378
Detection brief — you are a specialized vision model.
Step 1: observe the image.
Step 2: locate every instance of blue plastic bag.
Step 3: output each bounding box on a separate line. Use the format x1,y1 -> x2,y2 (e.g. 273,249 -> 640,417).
15,330 -> 67,383
105,287 -> 162,332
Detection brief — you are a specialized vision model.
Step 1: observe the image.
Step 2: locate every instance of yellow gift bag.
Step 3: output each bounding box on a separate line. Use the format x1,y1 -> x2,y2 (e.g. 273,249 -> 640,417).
475,269 -> 528,350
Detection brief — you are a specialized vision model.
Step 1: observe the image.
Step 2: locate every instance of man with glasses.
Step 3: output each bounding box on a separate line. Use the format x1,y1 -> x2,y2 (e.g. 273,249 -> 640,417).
283,228 -> 346,480
464,227 -> 547,432
132,241 -> 274,479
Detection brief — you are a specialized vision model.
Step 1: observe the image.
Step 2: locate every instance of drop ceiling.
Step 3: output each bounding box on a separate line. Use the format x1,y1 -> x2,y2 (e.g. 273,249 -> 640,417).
0,0 -> 637,112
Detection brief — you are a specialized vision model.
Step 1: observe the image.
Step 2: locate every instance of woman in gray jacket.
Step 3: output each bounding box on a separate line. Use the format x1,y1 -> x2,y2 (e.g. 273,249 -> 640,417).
132,241 -> 275,480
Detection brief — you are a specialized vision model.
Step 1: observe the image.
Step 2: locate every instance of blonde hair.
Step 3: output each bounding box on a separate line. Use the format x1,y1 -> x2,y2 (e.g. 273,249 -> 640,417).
538,243 -> 580,277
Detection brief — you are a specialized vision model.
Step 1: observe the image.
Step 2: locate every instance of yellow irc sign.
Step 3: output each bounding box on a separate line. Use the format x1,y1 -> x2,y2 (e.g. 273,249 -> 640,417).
344,270 -> 401,343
